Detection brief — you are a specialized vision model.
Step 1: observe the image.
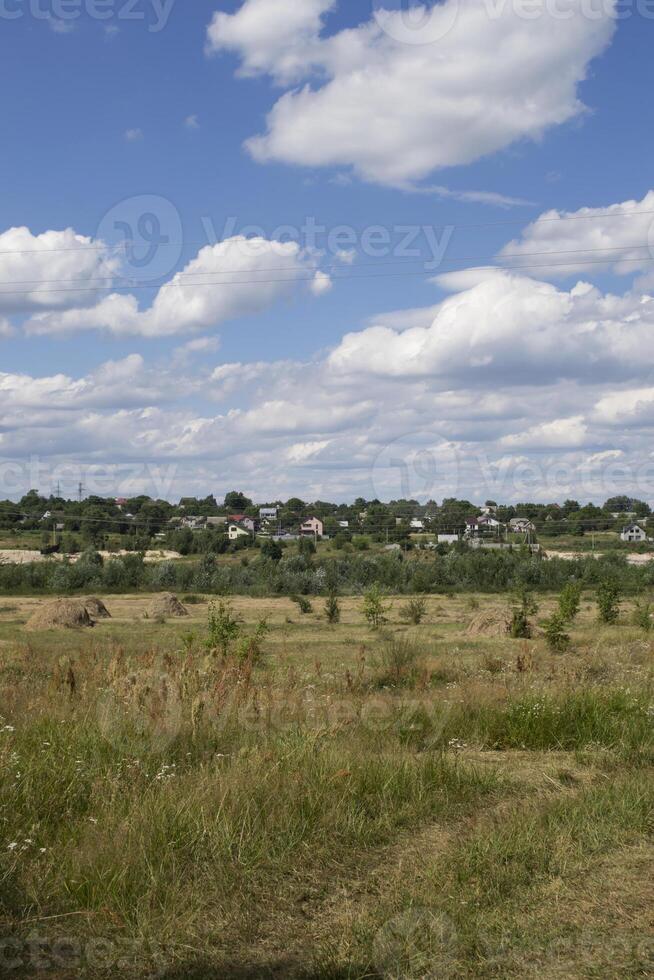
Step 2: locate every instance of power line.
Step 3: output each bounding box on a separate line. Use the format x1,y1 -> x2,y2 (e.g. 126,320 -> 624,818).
2,204 -> 654,256
2,252 -> 654,300
1,241 -> 651,289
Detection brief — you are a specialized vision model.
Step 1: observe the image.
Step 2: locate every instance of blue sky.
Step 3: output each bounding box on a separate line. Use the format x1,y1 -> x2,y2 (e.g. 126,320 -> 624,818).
1,0 -> 654,503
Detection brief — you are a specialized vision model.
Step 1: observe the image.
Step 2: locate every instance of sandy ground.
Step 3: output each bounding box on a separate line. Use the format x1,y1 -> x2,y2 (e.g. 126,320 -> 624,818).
546,549 -> 654,565
0,549 -> 181,565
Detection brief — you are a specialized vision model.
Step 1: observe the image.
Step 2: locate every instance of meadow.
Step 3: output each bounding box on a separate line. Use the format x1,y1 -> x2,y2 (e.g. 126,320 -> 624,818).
0,590 -> 652,978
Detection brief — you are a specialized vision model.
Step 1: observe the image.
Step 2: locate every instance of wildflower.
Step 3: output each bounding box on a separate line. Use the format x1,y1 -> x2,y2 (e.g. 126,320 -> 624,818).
7,842 -> 18,851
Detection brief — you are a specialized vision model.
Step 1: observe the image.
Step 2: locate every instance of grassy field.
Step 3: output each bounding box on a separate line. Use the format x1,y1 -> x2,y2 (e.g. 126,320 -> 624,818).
0,591 -> 652,978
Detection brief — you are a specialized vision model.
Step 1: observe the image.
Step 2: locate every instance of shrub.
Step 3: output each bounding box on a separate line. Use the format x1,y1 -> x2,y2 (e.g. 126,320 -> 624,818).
363,584 -> 390,629
399,596 -> 427,625
597,581 -> 621,624
206,601 -> 241,658
291,594 -> 313,615
544,613 -> 571,652
632,600 -> 652,633
558,582 -> 582,622
325,592 -> 340,624
378,634 -> 423,686
509,589 -> 538,639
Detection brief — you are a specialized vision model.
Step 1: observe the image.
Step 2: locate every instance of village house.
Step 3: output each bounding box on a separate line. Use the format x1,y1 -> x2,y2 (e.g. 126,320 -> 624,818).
259,507 -> 279,522
509,518 -> 536,533
466,515 -> 502,537
300,517 -> 324,538
228,523 -> 250,542
620,523 -> 647,543
410,518 -> 426,531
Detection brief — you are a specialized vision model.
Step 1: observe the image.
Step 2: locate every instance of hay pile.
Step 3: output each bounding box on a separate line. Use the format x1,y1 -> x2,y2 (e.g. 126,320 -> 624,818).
26,599 -> 93,631
465,610 -> 512,638
147,593 -> 189,619
83,596 -> 111,619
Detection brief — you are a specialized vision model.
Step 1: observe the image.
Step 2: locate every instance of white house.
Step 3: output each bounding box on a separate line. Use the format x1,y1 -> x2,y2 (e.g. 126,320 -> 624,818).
410,518 -> 426,531
300,517 -> 324,538
259,507 -> 279,522
228,524 -> 250,542
338,520 -> 350,529
510,518 -> 536,533
438,533 -> 460,544
621,523 -> 647,543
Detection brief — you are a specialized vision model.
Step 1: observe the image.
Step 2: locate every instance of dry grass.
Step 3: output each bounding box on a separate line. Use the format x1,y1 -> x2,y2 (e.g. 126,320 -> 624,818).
0,590 -> 652,977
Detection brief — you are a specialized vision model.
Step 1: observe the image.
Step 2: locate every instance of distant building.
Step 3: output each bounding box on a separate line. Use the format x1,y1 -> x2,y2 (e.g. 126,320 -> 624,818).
205,516 -> 227,527
509,518 -> 536,533
338,520 -> 350,529
438,534 -> 460,544
410,519 -> 426,531
259,507 -> 279,522
621,524 -> 647,543
300,517 -> 324,538
228,524 -> 250,542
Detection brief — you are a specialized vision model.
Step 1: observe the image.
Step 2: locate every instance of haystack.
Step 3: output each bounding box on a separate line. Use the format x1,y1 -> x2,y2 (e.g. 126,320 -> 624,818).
83,596 -> 111,619
147,592 -> 189,619
465,610 -> 512,638
26,599 -> 93,631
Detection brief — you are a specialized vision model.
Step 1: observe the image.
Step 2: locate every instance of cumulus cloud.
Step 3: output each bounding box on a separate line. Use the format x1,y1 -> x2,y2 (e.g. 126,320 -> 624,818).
593,387 -> 654,426
209,0 -> 616,187
328,270 -> 654,385
499,415 -> 589,450
499,190 -> 654,282
23,237 -> 326,338
0,227 -> 118,315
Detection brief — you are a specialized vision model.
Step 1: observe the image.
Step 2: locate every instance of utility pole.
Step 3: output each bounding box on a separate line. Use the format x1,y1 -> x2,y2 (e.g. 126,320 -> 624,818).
77,482 -> 85,503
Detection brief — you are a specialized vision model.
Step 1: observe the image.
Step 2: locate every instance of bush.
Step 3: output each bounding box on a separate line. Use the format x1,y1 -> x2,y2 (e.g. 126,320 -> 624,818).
363,584 -> 390,629
544,613 -> 571,652
399,596 -> 427,625
291,594 -> 313,615
597,581 -> 621,624
632,600 -> 652,633
558,582 -> 582,622
509,590 -> 537,639
378,634 -> 423,686
325,592 -> 340,624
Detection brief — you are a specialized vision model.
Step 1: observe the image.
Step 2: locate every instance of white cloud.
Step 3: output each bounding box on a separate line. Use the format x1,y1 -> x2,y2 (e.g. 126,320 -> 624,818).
328,270 -> 654,385
209,0 -> 616,187
185,114 -> 200,130
207,0 -> 335,82
593,387 -> 654,426
499,190 -> 654,282
24,237 -> 327,338
499,415 -> 589,450
124,128 -> 144,142
0,227 -> 118,315
310,270 -> 333,295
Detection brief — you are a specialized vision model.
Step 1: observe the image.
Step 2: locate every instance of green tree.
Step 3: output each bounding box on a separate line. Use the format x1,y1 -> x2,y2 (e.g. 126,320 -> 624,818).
261,538 -> 283,562
400,596 -> 427,625
544,613 -> 571,652
632,600 -> 652,633
224,491 -> 253,512
363,584 -> 390,629
597,581 -> 621,624
558,582 -> 582,622
325,592 -> 340,624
